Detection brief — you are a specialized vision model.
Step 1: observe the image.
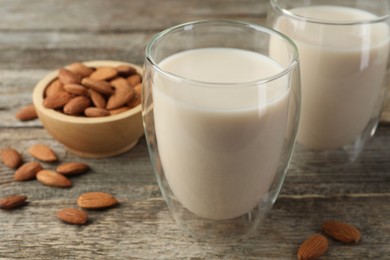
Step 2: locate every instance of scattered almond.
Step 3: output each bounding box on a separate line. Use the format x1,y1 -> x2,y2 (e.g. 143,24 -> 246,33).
0,147 -> 23,169
64,84 -> 88,96
63,96 -> 91,115
28,144 -> 58,162
127,74 -> 142,87
36,170 -> 72,188
58,68 -> 82,85
90,67 -> 118,81
43,91 -> 72,109
15,104 -> 38,121
297,233 -> 329,260
77,192 -> 118,209
84,107 -> 110,117
67,62 -> 94,77
45,79 -> 64,97
14,161 -> 43,181
81,78 -> 114,95
0,195 -> 28,210
57,208 -> 88,225
322,220 -> 361,244
56,162 -> 90,176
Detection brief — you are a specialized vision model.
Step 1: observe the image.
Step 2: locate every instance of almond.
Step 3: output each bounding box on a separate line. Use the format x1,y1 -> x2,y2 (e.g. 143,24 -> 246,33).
58,68 -> 82,85
57,208 -> 88,225
67,62 -> 94,77
127,74 -> 142,87
43,91 -> 72,109
110,77 -> 131,91
81,78 -> 114,95
64,84 -> 88,96
128,94 -> 141,108
297,233 -> 329,260
0,147 -> 23,169
106,86 -> 134,110
28,144 -> 58,162
0,195 -> 27,210
45,79 -> 64,97
84,107 -> 110,117
109,106 -> 130,115
322,220 -> 361,244
134,83 -> 142,96
36,170 -> 72,188
116,65 -> 137,77
15,104 -> 38,121
88,89 -> 107,108
56,162 -> 90,176
77,192 -> 118,209
90,67 -> 118,81
14,161 -> 43,181
63,96 -> 91,115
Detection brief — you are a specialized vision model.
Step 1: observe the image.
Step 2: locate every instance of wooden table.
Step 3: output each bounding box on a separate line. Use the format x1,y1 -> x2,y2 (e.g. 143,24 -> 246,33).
1,1 -> 389,259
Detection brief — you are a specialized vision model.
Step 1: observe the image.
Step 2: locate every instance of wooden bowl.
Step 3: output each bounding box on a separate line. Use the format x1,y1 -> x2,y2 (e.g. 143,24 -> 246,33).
32,60 -> 144,158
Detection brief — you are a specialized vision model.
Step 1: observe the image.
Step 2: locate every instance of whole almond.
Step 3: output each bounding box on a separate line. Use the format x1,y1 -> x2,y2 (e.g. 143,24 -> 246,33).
36,170 -> 72,188
1,147 -> 23,169
57,208 -> 88,225
43,91 -> 72,109
128,95 -> 141,108
67,62 -> 94,77
109,106 -> 130,115
116,65 -> 136,77
322,220 -> 361,244
84,107 -> 110,117
0,195 -> 27,210
106,87 -> 134,110
127,74 -> 142,87
77,192 -> 118,209
111,77 -> 131,91
297,233 -> 329,260
81,78 -> 114,95
64,84 -> 88,96
14,161 -> 43,181
90,67 -> 118,81
56,162 -> 90,175
58,68 -> 82,85
45,79 -> 64,97
88,89 -> 106,108
15,104 -> 38,121
28,144 -> 57,162
63,96 -> 91,115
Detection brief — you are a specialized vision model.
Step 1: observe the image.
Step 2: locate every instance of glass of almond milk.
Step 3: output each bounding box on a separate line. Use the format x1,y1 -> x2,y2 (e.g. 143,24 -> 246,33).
268,0 -> 390,164
142,20 -> 301,240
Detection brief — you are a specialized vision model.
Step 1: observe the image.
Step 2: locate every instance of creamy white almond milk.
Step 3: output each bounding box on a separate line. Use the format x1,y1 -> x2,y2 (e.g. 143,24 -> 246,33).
274,6 -> 389,149
153,48 -> 290,220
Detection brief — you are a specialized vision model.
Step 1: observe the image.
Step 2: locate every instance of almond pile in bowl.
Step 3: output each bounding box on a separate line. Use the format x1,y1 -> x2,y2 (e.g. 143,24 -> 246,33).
43,62 -> 142,117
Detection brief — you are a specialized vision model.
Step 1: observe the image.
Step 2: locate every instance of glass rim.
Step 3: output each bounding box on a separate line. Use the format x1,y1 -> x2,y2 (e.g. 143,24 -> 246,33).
270,0 -> 390,25
145,20 -> 299,88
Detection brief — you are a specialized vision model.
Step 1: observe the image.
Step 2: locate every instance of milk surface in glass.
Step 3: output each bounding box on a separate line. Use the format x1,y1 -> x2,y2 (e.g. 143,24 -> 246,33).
274,6 -> 389,149
153,48 -> 291,220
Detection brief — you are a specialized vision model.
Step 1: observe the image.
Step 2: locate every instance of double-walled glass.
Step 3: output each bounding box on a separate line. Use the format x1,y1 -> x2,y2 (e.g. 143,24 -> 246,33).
267,0 -> 390,164
142,20 -> 300,240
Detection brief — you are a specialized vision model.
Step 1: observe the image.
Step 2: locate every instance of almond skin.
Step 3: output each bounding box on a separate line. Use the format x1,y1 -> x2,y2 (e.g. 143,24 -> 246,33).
15,104 -> 38,121
36,170 -> 72,188
43,91 -> 72,109
81,78 -> 114,95
84,107 -> 110,117
63,96 -> 91,115
106,86 -> 135,110
322,220 -> 361,244
297,233 -> 329,260
57,208 -> 88,225
56,162 -> 90,176
45,79 -> 64,97
14,161 -> 43,181
0,147 -> 23,169
88,89 -> 107,108
58,68 -> 82,85
67,62 -> 94,77
90,67 -> 118,81
116,65 -> 136,77
127,74 -> 142,87
77,192 -> 118,209
28,144 -> 58,162
63,84 -> 89,96
0,195 -> 27,210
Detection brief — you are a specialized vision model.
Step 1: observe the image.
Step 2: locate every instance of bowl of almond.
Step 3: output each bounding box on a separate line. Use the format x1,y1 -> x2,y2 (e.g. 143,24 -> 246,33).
32,60 -> 144,158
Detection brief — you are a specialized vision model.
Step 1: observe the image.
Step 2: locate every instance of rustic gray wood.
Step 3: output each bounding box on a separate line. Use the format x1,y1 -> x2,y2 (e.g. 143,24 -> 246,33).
0,0 -> 389,259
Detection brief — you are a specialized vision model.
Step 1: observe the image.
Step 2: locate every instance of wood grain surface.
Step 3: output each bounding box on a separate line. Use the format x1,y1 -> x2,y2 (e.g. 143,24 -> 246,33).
0,1 -> 389,259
